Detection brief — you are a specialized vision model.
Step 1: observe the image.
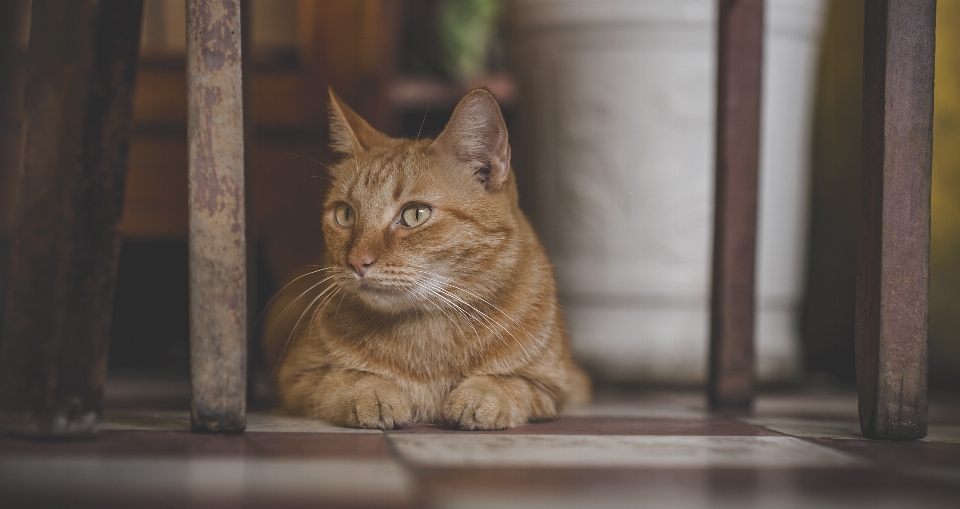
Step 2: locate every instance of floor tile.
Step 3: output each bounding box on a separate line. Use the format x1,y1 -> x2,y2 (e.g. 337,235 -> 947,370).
390,416 -> 774,436
101,409 -> 378,433
563,404 -> 707,419
0,430 -> 393,459
430,489 -> 957,509
564,399 -> 708,419
5,383 -> 960,508
417,467 -> 960,509
389,434 -> 862,468
747,392 -> 960,424
811,438 -> 960,476
744,417 -> 960,443
0,456 -> 415,508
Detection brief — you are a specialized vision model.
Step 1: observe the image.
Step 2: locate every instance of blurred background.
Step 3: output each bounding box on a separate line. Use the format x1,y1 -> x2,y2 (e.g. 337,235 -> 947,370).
0,0 -> 957,395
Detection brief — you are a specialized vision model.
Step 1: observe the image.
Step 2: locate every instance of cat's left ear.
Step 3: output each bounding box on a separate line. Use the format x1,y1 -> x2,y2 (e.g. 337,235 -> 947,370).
328,87 -> 390,154
431,89 -> 511,191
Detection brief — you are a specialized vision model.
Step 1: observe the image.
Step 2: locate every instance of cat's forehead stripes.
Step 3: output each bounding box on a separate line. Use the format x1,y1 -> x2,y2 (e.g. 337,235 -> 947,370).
338,142 -> 433,213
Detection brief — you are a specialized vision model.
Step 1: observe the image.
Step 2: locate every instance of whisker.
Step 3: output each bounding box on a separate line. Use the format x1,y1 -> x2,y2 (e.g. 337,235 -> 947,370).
413,282 -> 473,342
416,102 -> 430,142
414,268 -> 555,360
415,268 -> 548,350
294,175 -> 333,186
263,273 -> 338,340
432,286 -> 482,342
434,285 -> 531,360
425,282 -> 506,347
255,267 -> 335,328
280,152 -> 337,181
333,288 -> 348,323
270,281 -> 342,380
307,284 -> 343,352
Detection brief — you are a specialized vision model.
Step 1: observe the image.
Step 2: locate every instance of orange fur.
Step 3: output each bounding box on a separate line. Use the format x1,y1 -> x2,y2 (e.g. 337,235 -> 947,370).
264,88 -> 590,430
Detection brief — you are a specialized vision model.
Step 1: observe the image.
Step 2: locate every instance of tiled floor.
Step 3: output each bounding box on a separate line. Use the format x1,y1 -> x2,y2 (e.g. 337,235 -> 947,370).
2,380 -> 959,508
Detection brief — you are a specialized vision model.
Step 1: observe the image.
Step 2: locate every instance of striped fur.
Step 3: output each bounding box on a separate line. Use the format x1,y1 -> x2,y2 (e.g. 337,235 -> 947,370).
264,89 -> 590,430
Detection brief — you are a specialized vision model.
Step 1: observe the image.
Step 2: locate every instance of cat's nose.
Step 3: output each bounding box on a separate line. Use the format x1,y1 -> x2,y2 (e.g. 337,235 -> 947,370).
348,253 -> 376,277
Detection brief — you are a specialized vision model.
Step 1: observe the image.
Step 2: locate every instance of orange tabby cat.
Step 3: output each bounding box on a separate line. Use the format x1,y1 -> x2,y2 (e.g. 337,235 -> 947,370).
264,88 -> 589,430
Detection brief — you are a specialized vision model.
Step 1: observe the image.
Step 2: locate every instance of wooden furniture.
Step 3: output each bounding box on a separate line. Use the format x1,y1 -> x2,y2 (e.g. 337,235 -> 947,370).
706,0 -> 936,440
0,0 -> 937,440
709,0 -> 764,410
186,0 -> 248,434
0,0 -> 143,438
855,0 -> 935,440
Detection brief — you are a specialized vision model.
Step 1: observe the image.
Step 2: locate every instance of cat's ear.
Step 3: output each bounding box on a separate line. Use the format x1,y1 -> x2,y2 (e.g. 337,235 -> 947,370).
327,88 -> 390,154
432,89 -> 511,191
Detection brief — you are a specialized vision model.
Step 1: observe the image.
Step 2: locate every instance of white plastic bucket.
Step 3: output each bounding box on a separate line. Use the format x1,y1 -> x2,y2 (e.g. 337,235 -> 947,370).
510,0 -> 825,383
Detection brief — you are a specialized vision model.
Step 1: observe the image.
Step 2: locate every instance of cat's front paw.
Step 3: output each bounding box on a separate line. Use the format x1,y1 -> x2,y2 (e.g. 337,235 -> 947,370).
442,376 -> 527,430
340,376 -> 412,430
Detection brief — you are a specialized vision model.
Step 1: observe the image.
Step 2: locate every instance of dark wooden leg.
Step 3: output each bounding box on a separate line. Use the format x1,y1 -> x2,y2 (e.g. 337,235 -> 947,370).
708,0 -> 765,410
0,0 -> 30,332
187,0 -> 248,434
856,0 -> 936,440
0,0 -> 143,438
0,0 -> 29,225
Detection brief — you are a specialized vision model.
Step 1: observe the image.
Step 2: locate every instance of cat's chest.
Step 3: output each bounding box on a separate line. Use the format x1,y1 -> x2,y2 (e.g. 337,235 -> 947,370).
370,326 -> 478,378
333,312 -> 478,371
354,328 -> 464,421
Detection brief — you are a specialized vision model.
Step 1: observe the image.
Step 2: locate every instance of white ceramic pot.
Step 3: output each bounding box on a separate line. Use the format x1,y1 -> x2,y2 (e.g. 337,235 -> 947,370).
510,0 -> 825,383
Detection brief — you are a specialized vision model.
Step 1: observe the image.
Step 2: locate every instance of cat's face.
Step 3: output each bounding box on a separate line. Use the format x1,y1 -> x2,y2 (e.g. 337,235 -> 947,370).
322,89 -> 517,314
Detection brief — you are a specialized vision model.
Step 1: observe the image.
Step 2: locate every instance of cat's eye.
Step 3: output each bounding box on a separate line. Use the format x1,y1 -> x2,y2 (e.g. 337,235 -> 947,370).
334,203 -> 355,228
400,204 -> 431,228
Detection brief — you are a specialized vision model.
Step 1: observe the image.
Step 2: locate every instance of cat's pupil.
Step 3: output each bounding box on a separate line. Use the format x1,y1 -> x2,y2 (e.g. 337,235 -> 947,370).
335,203 -> 355,228
401,204 -> 431,228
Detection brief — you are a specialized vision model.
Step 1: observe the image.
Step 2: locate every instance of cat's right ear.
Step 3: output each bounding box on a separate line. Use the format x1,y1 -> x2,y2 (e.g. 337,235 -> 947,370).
432,89 -> 511,192
328,88 -> 390,154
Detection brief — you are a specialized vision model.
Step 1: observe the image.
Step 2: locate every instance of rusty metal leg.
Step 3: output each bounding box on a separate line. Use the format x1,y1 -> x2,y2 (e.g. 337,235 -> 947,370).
856,0 -> 935,441
187,0 -> 248,434
0,0 -> 143,438
708,0 -> 764,410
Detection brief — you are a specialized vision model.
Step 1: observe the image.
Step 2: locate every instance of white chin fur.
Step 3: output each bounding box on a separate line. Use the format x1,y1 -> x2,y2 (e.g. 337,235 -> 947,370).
352,284 -> 419,314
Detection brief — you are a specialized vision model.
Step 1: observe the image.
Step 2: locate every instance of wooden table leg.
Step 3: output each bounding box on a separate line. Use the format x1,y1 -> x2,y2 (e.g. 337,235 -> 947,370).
856,0 -> 936,440
0,0 -> 143,438
187,0 -> 248,434
708,0 -> 764,410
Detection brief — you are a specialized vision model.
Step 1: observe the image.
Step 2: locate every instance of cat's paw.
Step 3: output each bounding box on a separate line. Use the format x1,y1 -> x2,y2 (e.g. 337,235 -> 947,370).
340,376 -> 412,430
442,376 -> 528,430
